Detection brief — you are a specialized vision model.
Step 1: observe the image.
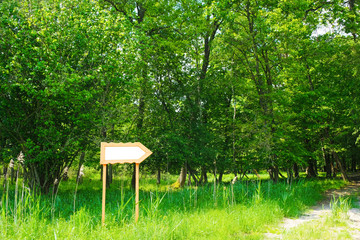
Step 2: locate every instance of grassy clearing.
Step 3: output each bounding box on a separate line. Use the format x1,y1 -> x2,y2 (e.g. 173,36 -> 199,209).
0,171 -> 347,240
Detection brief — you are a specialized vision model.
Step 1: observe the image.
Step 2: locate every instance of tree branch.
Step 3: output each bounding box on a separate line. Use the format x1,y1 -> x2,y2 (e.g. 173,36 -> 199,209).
304,1 -> 334,20
103,0 -> 134,23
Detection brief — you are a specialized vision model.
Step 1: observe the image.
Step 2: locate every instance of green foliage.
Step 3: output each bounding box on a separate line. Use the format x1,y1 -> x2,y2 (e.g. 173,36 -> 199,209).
1,0 -> 360,191
0,0 -> 131,192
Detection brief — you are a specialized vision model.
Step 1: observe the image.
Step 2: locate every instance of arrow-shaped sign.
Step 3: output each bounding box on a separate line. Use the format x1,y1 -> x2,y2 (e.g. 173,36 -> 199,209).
100,142 -> 152,164
100,142 -> 152,225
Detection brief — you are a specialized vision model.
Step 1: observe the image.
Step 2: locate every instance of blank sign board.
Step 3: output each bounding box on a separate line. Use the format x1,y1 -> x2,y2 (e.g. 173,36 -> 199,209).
100,142 -> 152,164
105,147 -> 145,160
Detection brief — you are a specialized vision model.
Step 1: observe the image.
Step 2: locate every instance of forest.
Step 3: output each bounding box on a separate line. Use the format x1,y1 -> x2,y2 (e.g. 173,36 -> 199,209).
1,0 -> 360,239
1,0 -> 360,193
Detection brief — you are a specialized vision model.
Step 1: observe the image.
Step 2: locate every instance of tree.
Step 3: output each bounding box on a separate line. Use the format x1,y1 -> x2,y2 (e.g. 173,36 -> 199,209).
0,0 -> 128,193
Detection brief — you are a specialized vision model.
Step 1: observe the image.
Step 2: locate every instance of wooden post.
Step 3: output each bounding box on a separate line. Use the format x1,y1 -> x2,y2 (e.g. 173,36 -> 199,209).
102,164 -> 107,226
135,163 -> 140,223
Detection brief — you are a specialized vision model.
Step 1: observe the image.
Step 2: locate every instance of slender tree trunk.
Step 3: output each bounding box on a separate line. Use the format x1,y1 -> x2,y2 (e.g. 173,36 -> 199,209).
131,164 -> 136,189
157,168 -> 161,185
273,165 -> 279,183
331,159 -> 337,178
341,157 -> 347,172
171,165 -> 187,188
218,170 -> 224,183
293,163 -> 299,179
333,152 -> 349,181
268,168 -> 273,181
268,165 -> 279,183
101,164 -> 112,188
107,164 -> 112,188
322,146 -> 332,178
351,153 -> 357,172
178,165 -> 187,187
2,165 -> 8,191
187,171 -> 192,186
306,159 -> 317,178
201,167 -> 208,184
77,152 -> 85,184
199,170 -> 204,184
190,171 -> 199,186
9,159 -> 14,184
213,162 -> 217,206
287,168 -> 293,185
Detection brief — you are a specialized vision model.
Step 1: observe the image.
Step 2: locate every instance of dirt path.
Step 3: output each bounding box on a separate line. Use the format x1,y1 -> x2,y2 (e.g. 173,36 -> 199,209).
265,181 -> 360,239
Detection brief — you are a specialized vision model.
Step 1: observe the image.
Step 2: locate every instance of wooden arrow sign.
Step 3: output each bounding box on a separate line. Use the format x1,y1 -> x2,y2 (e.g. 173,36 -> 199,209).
100,142 -> 152,164
100,142 -> 152,225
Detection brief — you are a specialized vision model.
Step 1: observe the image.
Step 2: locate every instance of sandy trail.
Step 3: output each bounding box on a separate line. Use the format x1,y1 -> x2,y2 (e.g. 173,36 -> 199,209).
265,181 -> 360,239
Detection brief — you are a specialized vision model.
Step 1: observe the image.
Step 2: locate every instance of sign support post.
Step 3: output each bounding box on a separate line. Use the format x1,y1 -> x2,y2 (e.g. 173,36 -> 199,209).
135,163 -> 140,223
100,142 -> 152,225
102,164 -> 106,226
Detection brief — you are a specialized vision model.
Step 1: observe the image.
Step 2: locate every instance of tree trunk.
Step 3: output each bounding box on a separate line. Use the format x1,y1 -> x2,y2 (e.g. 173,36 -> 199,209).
273,165 -> 279,183
306,159 -> 317,178
76,152 -> 85,184
287,168 -> 293,185
100,164 -> 112,188
131,163 -> 136,189
331,160 -> 337,178
199,170 -> 204,184
202,168 -> 208,183
171,165 -> 187,188
179,165 -> 187,187
2,165 -> 8,191
190,171 -> 199,186
77,165 -> 84,184
187,171 -> 192,186
293,163 -> 299,179
341,157 -> 347,172
333,152 -> 349,181
218,170 -> 223,183
268,165 -> 279,183
323,147 -> 332,178
106,164 -> 112,188
199,167 -> 207,184
8,159 -> 15,184
157,168 -> 161,185
351,153 -> 357,172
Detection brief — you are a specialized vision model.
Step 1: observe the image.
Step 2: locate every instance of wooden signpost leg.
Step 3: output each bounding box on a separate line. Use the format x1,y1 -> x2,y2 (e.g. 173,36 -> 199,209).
135,163 -> 140,223
102,164 -> 107,226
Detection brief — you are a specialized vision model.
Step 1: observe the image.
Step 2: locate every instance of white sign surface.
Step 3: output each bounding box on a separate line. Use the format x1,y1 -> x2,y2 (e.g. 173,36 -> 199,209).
100,142 -> 152,164
105,147 -> 145,160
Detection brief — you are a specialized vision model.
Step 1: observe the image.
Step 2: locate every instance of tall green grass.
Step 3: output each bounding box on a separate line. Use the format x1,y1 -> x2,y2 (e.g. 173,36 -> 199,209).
0,172 -> 347,240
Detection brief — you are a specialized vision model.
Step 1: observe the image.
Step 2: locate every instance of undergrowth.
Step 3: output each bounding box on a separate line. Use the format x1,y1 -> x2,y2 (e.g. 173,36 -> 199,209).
0,173 -> 347,240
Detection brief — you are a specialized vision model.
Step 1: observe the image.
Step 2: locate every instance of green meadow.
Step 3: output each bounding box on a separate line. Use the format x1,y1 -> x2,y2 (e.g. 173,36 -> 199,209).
0,170 -> 349,240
